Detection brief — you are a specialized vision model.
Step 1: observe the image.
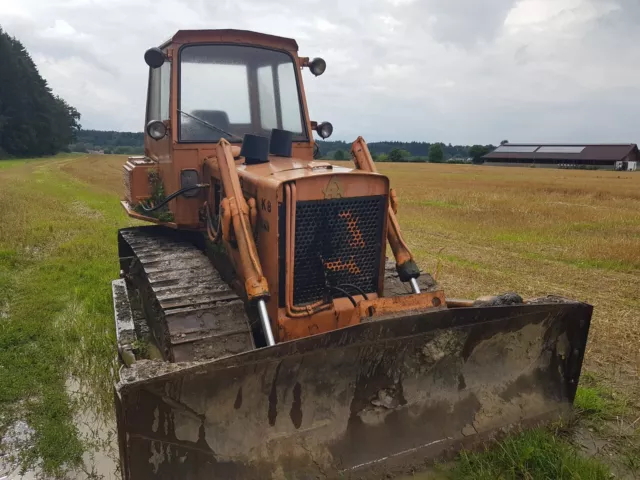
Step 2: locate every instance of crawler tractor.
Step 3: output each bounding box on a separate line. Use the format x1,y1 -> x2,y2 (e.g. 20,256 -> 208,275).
112,29 -> 592,479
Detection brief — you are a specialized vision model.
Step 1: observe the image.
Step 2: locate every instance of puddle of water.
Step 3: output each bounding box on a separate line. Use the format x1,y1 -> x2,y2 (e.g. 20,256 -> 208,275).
66,377 -> 120,480
0,378 -> 120,480
391,464 -> 451,480
1,420 -> 35,480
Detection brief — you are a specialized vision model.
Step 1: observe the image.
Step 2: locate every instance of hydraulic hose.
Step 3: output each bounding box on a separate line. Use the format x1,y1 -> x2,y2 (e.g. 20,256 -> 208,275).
141,184 -> 208,212
327,285 -> 358,308
335,283 -> 369,301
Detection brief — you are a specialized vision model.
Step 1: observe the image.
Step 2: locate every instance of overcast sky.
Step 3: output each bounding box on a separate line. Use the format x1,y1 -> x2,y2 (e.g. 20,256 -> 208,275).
1,0 -> 638,144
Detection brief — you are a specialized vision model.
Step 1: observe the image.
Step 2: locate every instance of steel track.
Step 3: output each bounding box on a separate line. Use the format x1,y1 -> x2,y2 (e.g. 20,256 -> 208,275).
118,226 -> 254,362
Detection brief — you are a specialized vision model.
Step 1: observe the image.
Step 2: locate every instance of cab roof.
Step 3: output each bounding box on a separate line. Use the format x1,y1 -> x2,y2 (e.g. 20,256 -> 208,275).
161,29 -> 299,52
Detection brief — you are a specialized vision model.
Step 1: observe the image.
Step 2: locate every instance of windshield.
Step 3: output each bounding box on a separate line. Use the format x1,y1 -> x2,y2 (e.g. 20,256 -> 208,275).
179,44 -> 307,143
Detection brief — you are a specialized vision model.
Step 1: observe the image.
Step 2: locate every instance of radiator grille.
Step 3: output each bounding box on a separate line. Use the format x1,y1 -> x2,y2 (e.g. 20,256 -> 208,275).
293,196 -> 386,305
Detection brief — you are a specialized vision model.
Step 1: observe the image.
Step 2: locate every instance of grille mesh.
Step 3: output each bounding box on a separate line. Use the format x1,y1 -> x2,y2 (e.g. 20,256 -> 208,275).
293,196 -> 386,305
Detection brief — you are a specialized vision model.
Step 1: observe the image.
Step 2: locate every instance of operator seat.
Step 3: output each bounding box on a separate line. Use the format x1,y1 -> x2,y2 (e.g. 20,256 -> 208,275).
181,110 -> 231,142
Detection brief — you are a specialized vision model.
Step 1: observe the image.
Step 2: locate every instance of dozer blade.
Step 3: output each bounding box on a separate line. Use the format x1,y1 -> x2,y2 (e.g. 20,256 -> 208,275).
115,301 -> 591,479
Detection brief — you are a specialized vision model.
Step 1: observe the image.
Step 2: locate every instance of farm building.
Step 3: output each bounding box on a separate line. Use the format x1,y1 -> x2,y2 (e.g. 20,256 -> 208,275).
483,144 -> 640,170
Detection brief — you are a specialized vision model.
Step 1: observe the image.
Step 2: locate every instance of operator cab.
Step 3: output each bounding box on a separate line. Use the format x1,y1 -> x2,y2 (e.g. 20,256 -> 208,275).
144,30 -> 332,151
180,45 -> 307,143
126,30 -> 337,229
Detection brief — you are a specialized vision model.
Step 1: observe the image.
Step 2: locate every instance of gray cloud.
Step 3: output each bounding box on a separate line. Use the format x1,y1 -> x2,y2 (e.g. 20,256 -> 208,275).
0,0 -> 638,144
397,0 -> 520,47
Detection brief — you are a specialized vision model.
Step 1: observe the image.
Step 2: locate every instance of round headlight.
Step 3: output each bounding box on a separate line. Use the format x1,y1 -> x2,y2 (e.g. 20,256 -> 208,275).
146,120 -> 167,140
309,57 -> 326,76
316,121 -> 333,139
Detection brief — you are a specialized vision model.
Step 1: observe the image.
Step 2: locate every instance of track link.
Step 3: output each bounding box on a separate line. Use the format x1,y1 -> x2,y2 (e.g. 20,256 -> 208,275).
118,226 -> 254,362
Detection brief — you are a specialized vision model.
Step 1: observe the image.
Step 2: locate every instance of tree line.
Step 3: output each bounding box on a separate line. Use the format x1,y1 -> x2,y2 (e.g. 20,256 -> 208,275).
69,130 -> 144,155
0,27 -> 80,158
68,133 -> 495,163
319,141 -> 495,164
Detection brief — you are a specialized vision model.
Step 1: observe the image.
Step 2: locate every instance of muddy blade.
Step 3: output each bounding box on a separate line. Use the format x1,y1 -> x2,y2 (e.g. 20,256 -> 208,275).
115,302 -> 591,479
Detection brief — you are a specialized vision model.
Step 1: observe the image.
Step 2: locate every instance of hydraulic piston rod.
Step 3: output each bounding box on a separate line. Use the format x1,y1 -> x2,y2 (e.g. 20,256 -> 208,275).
257,299 -> 275,347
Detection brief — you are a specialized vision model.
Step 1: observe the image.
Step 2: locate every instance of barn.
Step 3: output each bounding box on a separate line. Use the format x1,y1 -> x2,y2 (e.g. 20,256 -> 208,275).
483,144 -> 640,170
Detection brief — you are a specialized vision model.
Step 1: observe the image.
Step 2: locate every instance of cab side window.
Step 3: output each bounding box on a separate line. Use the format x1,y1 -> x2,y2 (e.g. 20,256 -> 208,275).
146,61 -> 170,123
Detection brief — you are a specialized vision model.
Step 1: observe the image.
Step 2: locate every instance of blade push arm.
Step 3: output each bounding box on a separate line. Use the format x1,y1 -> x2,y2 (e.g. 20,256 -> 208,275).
351,137 -> 422,293
215,139 -> 275,345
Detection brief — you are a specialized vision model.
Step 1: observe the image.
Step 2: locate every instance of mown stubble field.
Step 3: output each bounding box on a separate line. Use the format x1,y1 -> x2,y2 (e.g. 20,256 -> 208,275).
0,154 -> 638,478
377,162 -> 640,392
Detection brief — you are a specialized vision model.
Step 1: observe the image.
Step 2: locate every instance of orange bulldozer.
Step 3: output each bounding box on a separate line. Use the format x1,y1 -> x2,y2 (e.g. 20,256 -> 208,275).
111,29 -> 592,479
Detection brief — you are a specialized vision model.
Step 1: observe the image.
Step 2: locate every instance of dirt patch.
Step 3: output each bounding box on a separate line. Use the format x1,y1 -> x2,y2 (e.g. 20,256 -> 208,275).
70,200 -> 103,220
472,292 -> 523,306
118,359 -> 202,384
58,154 -> 126,194
22,245 -> 44,261
527,295 -> 580,304
571,421 -> 639,480
383,260 -> 439,296
421,329 -> 466,364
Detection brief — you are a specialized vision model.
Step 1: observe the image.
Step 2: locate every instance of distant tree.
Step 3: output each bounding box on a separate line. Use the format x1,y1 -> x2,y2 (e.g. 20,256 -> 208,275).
114,146 -> 136,155
284,140 -> 482,163
388,148 -> 410,163
500,139 -> 509,145
0,27 -> 80,157
333,149 -> 346,160
428,143 -> 444,163
70,142 -> 90,152
469,145 -> 491,164
376,153 -> 389,162
73,129 -> 144,151
51,96 -> 81,146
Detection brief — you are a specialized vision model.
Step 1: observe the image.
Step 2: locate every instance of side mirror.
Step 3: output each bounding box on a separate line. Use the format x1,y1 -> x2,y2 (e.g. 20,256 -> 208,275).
144,47 -> 165,69
146,120 -> 167,140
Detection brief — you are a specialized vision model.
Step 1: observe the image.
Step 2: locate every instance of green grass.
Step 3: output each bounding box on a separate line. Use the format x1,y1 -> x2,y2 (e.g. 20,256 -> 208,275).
448,428 -> 611,480
492,231 -> 550,244
2,155 -> 640,477
412,248 -> 488,272
573,374 -> 631,420
0,153 -> 81,170
572,375 -> 639,477
436,253 -> 484,271
0,158 -> 40,169
436,377 -> 629,480
573,373 -> 632,425
0,157 -> 132,476
417,199 -> 463,209
575,388 -> 611,417
566,258 -> 638,273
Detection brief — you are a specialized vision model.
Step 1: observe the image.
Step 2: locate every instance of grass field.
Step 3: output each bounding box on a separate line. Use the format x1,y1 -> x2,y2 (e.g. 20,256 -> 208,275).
0,154 -> 638,478
377,162 -> 640,392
